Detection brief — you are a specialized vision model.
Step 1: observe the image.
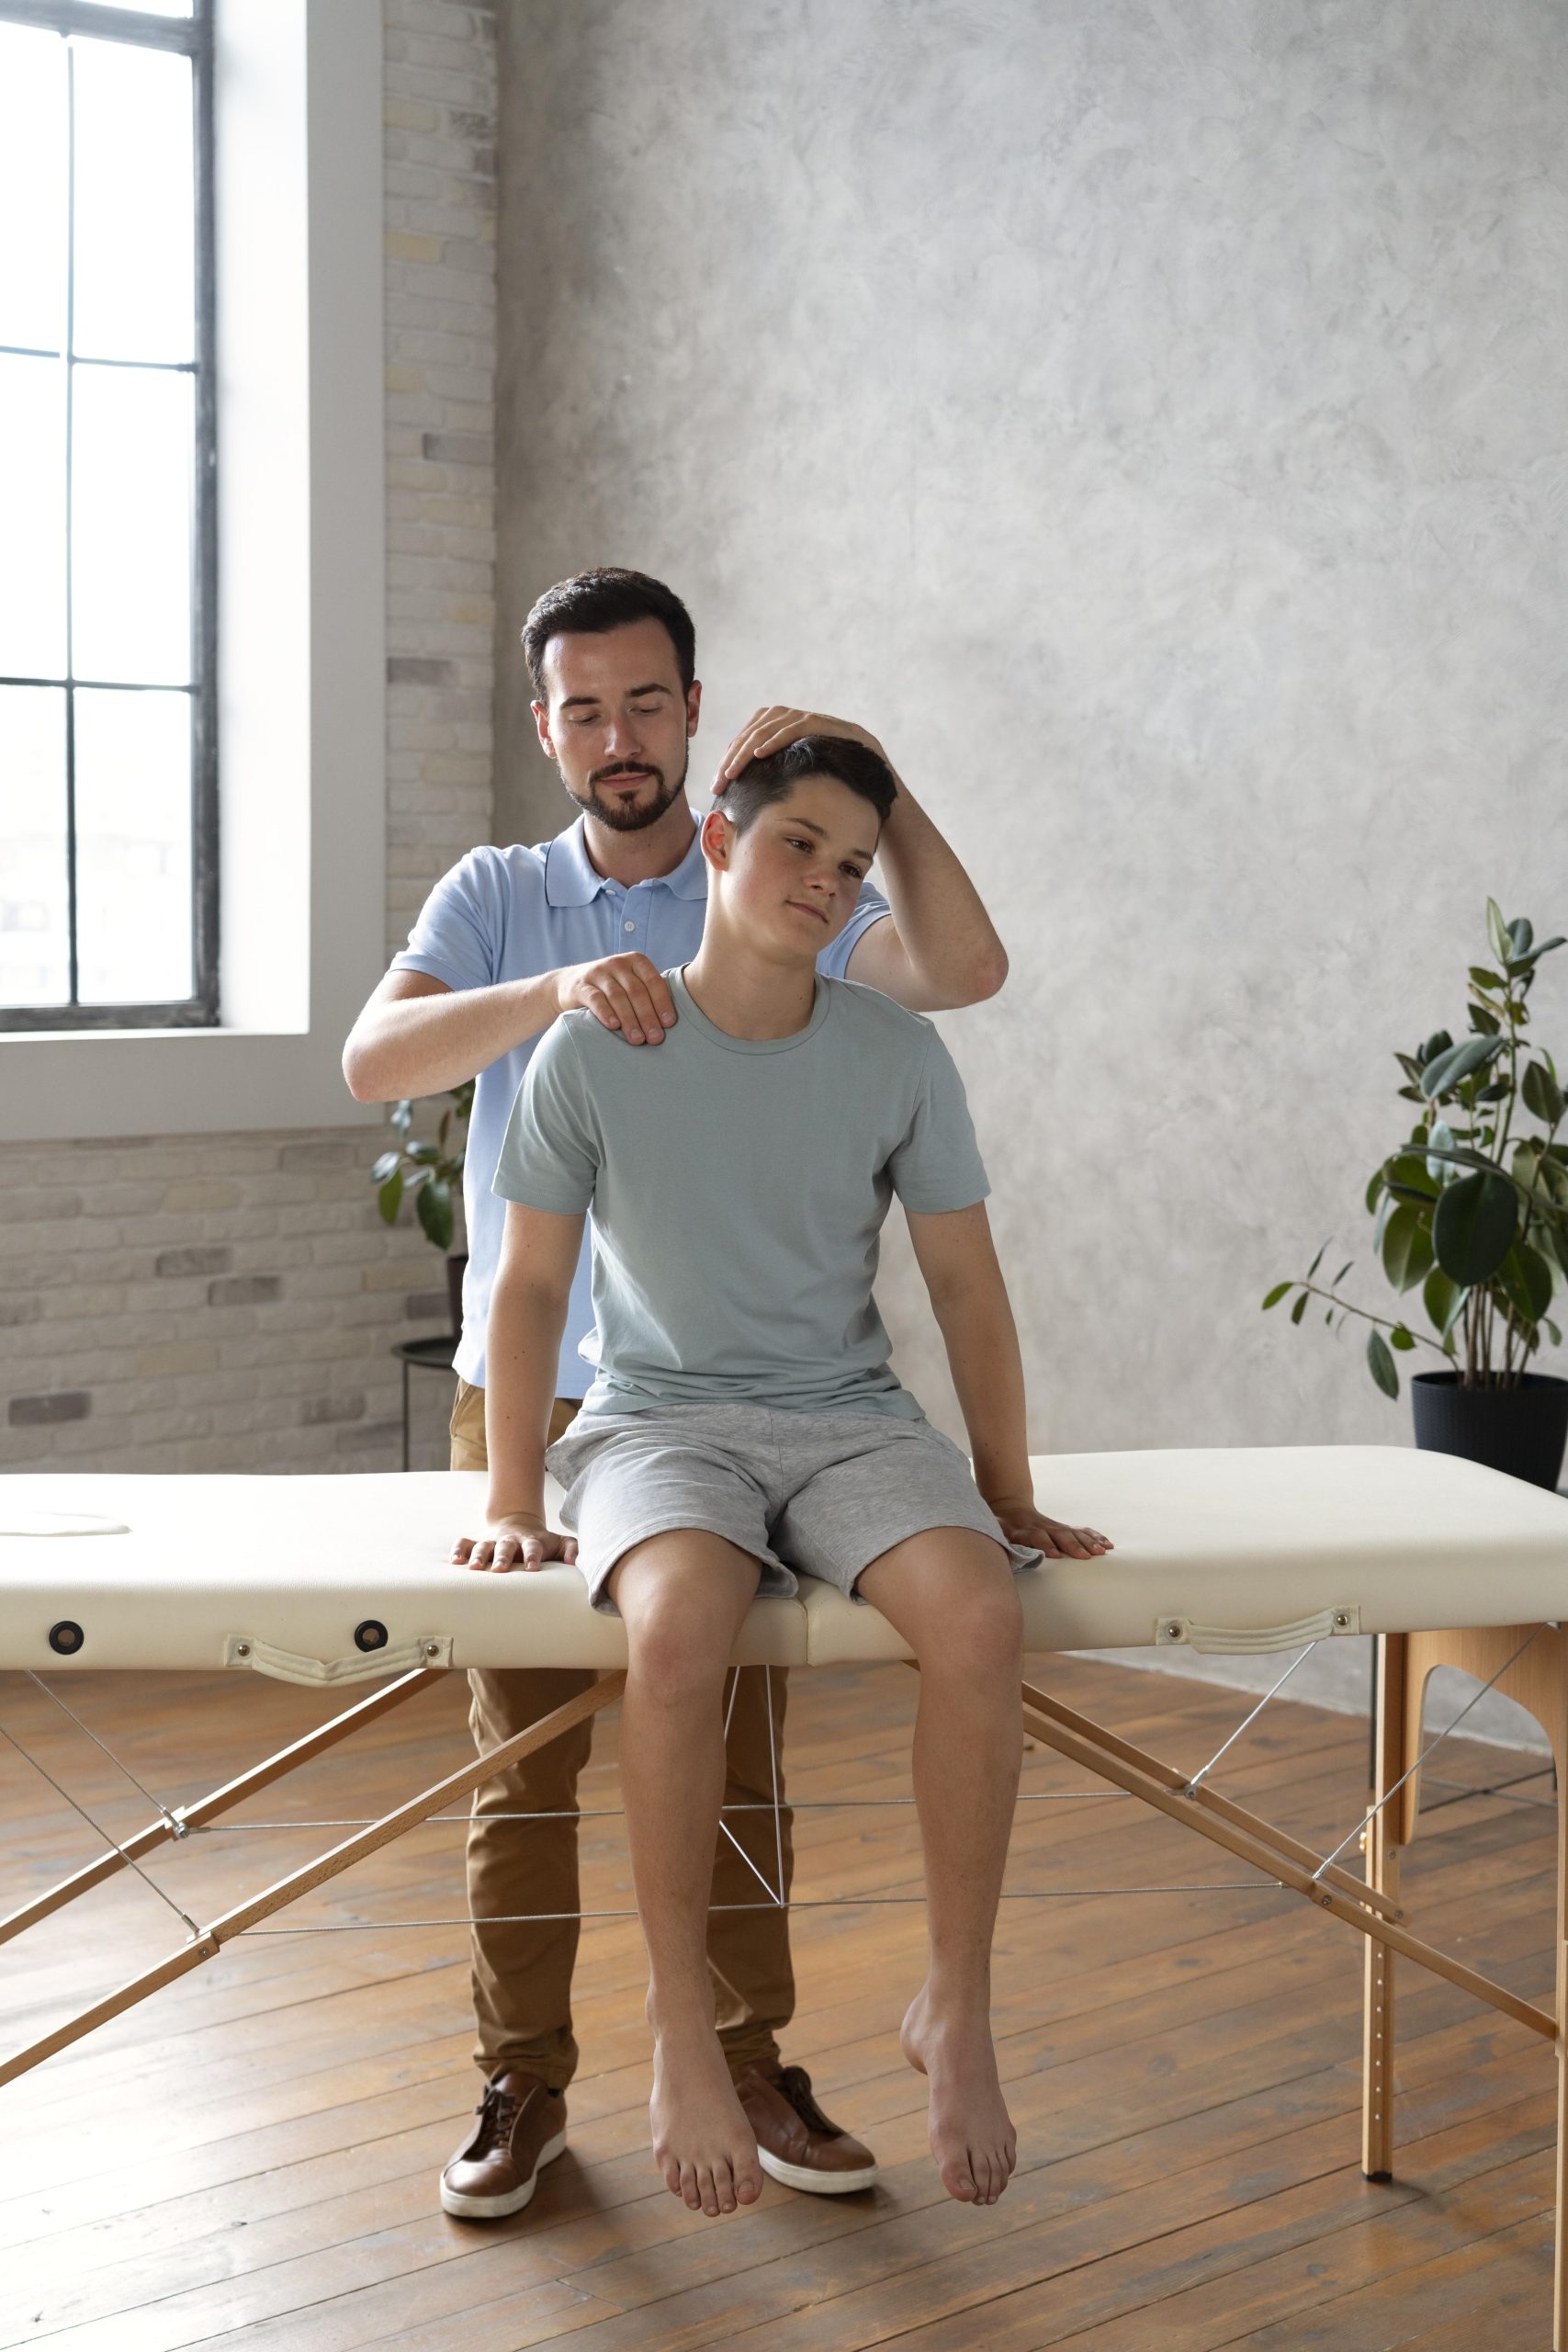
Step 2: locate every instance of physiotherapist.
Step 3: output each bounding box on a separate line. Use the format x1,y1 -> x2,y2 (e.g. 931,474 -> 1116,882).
343,566 -> 1010,2222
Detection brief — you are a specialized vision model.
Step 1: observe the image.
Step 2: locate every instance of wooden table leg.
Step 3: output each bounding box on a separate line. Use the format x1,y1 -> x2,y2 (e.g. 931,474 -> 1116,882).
1362,1632 -> 1406,2182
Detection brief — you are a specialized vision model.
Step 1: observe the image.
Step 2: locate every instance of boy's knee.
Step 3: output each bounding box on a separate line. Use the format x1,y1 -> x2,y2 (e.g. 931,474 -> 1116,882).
924,1577 -> 1023,1681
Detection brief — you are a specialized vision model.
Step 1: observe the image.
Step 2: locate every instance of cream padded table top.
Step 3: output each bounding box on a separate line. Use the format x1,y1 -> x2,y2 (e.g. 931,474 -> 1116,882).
2,1445 -> 1564,1682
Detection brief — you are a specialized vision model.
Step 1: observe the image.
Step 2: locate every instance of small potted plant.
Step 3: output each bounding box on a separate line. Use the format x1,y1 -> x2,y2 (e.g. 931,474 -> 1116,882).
1265,902 -> 1568,1489
370,1080 -> 474,1338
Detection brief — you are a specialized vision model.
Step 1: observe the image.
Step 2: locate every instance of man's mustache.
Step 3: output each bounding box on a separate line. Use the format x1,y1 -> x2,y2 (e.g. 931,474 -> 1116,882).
591,763 -> 662,786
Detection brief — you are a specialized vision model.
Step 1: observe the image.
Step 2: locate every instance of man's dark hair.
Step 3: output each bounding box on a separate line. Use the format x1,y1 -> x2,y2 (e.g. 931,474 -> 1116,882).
522,567 -> 696,697
720,735 -> 897,836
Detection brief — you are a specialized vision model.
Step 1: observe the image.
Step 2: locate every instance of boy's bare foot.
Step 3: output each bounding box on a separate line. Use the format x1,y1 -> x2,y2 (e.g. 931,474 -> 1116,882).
901,1984 -> 1017,2206
650,2023 -> 763,2217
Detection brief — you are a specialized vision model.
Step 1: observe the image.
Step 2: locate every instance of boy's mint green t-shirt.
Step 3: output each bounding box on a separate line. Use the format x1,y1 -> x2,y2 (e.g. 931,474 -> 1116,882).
492,967 -> 989,1421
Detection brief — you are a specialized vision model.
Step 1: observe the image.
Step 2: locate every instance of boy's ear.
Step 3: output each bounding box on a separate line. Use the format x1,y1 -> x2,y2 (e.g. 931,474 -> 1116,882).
700,808 -> 733,868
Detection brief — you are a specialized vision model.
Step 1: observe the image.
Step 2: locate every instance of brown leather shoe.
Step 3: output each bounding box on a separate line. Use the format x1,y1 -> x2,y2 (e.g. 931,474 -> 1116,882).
734,2063 -> 880,2194
440,2069 -> 569,2220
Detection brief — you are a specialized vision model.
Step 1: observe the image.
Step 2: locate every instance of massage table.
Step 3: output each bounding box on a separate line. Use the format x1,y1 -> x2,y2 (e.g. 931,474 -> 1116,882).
4,1445 -> 1568,2331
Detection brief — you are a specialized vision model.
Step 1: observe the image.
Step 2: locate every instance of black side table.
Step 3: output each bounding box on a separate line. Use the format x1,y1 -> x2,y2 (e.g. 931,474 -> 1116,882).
392,1335 -> 458,1471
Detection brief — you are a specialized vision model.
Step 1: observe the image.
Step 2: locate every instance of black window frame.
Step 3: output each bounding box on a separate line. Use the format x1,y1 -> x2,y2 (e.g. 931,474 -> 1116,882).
0,0 -> 217,1033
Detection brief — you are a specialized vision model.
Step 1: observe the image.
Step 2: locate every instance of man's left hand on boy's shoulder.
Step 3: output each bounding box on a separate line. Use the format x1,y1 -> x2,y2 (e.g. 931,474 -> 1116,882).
988,1498 -> 1114,1561
714,707 -> 897,791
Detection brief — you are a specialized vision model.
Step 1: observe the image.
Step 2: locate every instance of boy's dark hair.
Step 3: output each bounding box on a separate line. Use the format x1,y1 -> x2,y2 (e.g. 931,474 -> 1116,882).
522,567 -> 696,697
720,735 -> 897,835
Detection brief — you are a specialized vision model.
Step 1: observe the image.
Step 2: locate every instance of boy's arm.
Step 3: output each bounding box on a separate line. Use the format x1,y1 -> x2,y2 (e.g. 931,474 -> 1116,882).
713,709 -> 1008,1011
451,1200 -> 586,1572
905,1204 -> 1113,1562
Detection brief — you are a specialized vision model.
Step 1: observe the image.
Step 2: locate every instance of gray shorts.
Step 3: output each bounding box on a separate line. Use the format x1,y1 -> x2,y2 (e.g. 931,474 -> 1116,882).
545,1401 -> 1043,1614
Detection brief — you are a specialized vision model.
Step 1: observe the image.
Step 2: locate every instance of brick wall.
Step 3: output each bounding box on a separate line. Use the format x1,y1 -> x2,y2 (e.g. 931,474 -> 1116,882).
0,0 -> 497,1477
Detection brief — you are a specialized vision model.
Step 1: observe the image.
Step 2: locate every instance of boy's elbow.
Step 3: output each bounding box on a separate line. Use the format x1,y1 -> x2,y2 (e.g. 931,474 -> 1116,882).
924,940 -> 1009,1012
968,941 -> 1009,1003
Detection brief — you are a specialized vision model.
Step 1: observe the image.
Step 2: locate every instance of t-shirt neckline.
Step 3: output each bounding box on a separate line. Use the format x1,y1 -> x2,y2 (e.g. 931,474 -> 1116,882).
670,966 -> 833,1055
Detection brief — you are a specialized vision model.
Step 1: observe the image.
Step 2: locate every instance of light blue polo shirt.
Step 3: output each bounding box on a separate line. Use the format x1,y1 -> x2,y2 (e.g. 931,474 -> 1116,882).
390,811 -> 890,1392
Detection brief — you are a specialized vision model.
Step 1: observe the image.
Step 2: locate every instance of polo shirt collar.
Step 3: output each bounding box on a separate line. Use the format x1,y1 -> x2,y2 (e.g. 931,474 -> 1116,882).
543,812 -> 708,906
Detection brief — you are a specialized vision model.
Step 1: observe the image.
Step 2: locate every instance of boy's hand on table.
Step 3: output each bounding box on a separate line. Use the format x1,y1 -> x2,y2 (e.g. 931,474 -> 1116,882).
453,1514 -> 579,1574
988,1498 -> 1114,1561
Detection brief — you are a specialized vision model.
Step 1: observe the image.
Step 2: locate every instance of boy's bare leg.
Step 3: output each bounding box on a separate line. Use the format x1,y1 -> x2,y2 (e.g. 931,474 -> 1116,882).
607,1530 -> 765,2218
856,1528 -> 1024,2207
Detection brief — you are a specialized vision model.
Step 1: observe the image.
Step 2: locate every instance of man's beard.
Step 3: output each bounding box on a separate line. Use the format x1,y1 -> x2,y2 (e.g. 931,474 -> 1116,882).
562,752 -> 689,834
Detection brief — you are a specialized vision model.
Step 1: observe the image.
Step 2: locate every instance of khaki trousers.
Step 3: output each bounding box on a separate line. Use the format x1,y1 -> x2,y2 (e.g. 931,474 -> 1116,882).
452,1377 -> 795,2088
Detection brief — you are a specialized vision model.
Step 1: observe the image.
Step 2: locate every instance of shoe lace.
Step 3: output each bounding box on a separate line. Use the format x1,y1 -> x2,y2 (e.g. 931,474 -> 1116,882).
472,2080 -> 520,2153
773,2064 -> 840,2140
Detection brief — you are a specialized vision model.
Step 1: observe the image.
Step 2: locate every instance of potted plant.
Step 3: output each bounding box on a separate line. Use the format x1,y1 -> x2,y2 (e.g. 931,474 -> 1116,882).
1265,902 -> 1568,1489
370,1080 -> 474,1339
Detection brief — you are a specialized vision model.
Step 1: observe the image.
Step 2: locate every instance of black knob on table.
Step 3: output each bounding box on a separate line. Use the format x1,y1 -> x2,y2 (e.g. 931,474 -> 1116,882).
354,1619 -> 389,1654
48,1621 -> 85,1656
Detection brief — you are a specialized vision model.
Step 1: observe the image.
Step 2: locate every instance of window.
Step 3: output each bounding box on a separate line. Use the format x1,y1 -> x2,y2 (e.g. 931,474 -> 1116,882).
0,0 -> 215,1030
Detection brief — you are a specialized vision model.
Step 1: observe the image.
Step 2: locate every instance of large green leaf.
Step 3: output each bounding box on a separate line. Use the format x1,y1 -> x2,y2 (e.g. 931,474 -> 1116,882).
1433,1170 -> 1518,1284
1420,1035 -> 1504,1098
1487,899 -> 1510,965
1425,1123 -> 1457,1186
1523,1059 -> 1566,1125
1381,1203 -> 1434,1294
377,1170 -> 404,1226
1384,1151 -> 1439,1200
416,1176 -> 455,1252
370,1149 -> 401,1184
1261,1282 -> 1292,1310
1507,917 -> 1534,959
1499,1239 -> 1554,1327
1367,1329 -> 1399,1398
1422,1264 -> 1465,1341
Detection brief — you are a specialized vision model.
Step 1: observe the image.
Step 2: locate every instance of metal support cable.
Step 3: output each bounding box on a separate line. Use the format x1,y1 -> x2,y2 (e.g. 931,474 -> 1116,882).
1182,1645 -> 1317,1795
1313,1624 -> 1544,1883
26,1671 -> 185,1837
0,1715 -> 201,1939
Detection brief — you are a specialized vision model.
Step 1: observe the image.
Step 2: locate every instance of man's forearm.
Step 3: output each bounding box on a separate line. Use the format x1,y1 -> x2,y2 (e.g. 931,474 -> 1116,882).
876,777 -> 1008,1004
933,1286 -> 1034,1505
345,972 -> 564,1102
483,1273 -> 570,1518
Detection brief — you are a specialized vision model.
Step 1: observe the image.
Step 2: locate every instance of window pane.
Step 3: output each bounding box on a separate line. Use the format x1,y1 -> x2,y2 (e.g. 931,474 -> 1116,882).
74,686 -> 193,1004
0,25 -> 68,355
72,38 -> 195,365
0,686 -> 69,1009
0,354 -> 68,680
72,363 -> 193,685
73,0 -> 194,16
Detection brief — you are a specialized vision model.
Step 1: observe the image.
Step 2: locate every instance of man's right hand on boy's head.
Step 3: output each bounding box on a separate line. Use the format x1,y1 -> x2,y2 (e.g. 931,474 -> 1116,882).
555,954 -> 677,1046
451,1513 -> 579,1574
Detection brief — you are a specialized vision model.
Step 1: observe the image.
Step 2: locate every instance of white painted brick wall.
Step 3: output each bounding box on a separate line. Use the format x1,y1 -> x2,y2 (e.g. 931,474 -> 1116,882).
0,0 -> 497,1477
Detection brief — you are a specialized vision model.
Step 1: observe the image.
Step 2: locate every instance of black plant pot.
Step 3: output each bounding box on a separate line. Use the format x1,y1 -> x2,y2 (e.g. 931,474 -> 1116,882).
1411,1369 -> 1568,1492
446,1251 -> 468,1342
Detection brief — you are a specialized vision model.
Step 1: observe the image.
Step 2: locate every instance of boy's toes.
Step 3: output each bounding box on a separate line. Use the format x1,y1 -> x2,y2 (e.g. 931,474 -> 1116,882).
737,2160 -> 762,2205
940,2153 -> 979,2202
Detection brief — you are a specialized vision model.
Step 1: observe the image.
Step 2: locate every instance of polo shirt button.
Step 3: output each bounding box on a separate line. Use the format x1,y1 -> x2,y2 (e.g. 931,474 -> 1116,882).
624,921 -> 636,933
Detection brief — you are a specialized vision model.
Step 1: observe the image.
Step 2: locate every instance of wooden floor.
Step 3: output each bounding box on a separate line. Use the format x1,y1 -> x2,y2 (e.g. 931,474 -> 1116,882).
0,1654 -> 1559,2351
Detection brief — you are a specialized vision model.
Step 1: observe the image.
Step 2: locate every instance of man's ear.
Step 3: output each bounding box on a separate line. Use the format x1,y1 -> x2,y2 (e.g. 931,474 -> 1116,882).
532,697 -> 554,758
685,679 -> 702,738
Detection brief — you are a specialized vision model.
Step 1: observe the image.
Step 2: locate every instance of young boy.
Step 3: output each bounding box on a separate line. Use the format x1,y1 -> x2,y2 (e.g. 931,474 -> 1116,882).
456,736 -> 1112,2220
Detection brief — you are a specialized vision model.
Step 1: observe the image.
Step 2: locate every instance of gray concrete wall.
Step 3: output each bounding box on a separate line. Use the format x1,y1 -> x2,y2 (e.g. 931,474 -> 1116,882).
492,6 -> 1568,1503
